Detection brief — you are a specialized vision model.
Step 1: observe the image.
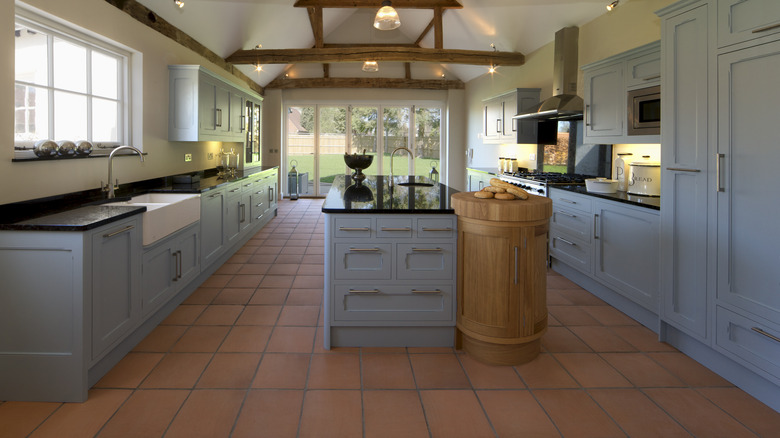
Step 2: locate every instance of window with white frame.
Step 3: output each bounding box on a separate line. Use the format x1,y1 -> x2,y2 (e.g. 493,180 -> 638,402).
14,9 -> 130,149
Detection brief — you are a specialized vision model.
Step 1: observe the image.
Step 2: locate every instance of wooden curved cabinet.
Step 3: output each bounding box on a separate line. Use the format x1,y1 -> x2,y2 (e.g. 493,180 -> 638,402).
451,192 -> 552,365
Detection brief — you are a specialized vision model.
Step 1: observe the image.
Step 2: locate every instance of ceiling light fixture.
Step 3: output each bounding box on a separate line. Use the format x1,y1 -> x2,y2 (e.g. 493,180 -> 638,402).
374,1 -> 400,31
606,1 -> 619,11
362,61 -> 379,72
174,0 -> 184,8
255,64 -> 263,72
488,65 -> 497,74
254,44 -> 262,49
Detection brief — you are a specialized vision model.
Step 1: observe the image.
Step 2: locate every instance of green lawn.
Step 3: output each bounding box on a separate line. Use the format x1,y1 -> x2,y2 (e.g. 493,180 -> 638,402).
289,153 -> 439,183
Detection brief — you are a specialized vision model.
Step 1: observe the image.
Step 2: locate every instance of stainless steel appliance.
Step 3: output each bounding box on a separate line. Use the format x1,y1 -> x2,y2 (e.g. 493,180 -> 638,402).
627,85 -> 660,135
498,171 -> 587,197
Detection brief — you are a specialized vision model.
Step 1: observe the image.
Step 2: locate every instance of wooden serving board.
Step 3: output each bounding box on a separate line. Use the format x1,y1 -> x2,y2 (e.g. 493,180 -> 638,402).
451,191 -> 552,223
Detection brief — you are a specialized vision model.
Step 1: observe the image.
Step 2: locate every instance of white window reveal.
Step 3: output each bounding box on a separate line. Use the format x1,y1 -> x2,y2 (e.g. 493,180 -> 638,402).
14,7 -> 131,153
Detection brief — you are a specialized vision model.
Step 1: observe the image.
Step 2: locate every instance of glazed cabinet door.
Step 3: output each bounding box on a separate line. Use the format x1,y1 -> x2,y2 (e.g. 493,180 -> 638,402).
716,38 -> 780,323
659,3 -> 711,340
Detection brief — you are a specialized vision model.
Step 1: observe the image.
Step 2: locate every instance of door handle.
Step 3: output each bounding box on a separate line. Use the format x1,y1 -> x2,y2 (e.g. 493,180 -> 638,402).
411,248 -> 442,252
752,23 -> 780,34
666,167 -> 701,172
556,237 -> 577,247
584,104 -> 590,127
348,289 -> 380,294
172,251 -> 179,282
411,289 -> 442,294
348,247 -> 380,252
715,153 -> 725,192
103,225 -> 134,239
594,213 -> 600,239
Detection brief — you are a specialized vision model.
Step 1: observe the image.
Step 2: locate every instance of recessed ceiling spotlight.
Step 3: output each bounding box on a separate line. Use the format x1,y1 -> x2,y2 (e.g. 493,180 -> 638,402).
441,73 -> 446,79
174,0 -> 184,8
255,64 -> 262,72
362,61 -> 379,72
606,1 -> 619,11
254,44 -> 262,49
488,65 -> 497,74
374,1 -> 400,31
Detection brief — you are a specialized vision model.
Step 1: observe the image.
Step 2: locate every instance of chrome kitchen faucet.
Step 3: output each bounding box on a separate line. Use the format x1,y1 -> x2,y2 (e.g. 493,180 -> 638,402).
103,145 -> 145,199
390,146 -> 413,186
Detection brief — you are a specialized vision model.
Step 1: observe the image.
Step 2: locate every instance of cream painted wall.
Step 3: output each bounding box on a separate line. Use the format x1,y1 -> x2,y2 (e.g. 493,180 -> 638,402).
1,0 -> 256,205
463,0 -> 676,185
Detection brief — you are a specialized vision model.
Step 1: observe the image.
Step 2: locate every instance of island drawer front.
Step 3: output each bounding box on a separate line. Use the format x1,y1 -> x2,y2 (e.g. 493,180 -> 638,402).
551,206 -> 592,243
334,218 -> 372,238
549,230 -> 592,274
714,306 -> 780,383
334,243 -> 392,280
333,283 -> 454,322
377,217 -> 413,238
550,190 -> 593,214
417,217 -> 456,238
396,243 -> 454,280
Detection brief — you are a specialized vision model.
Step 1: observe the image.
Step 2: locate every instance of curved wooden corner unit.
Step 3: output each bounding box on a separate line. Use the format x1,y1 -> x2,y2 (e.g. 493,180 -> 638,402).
451,192 -> 552,365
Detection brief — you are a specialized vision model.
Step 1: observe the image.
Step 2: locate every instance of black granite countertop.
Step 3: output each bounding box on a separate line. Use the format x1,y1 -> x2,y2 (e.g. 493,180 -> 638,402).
551,185 -> 661,210
0,166 -> 279,230
322,175 -> 459,214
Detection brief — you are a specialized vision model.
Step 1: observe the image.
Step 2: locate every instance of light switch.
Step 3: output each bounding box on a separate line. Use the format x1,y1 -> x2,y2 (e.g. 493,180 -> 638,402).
185,153 -> 192,162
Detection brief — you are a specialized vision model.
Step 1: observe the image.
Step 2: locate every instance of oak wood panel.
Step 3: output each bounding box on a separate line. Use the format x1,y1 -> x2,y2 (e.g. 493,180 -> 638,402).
451,192 -> 552,223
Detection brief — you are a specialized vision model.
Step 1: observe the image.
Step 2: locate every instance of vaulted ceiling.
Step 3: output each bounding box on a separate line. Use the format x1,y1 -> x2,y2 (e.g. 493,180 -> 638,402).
135,0 -> 613,89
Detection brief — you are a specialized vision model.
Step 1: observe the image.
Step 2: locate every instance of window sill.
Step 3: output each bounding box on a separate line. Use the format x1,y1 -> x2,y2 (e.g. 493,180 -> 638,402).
12,150 -> 147,162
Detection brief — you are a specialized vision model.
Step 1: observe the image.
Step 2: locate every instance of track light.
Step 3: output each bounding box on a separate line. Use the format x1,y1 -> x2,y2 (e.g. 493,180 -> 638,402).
174,0 -> 184,8
362,61 -> 379,72
374,1 -> 400,31
606,1 -> 619,11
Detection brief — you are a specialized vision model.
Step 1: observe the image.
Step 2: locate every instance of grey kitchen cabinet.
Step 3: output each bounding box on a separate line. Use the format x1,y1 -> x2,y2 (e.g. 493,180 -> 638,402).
225,184 -> 245,245
582,41 -> 660,144
659,2 -> 710,341
482,89 -> 541,144
200,186 -> 227,269
466,168 -> 495,191
141,222 -> 200,317
716,0 -> 780,48
549,188 -> 659,313
324,214 -> 457,348
91,216 -> 142,361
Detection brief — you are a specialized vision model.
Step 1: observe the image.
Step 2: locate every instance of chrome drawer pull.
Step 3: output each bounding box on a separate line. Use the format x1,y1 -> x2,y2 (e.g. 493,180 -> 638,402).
557,211 -> 577,218
666,167 -> 701,172
422,227 -> 453,232
751,327 -> 780,344
411,289 -> 441,294
381,227 -> 411,231
559,198 -> 576,204
256,214 -> 264,220
349,247 -> 380,252
339,227 -> 370,231
412,248 -> 442,252
244,183 -> 253,187
208,192 -> 221,198
103,225 -> 134,238
349,289 -> 380,294
230,188 -> 241,193
752,23 -> 780,34
643,74 -> 661,81
557,237 -> 577,247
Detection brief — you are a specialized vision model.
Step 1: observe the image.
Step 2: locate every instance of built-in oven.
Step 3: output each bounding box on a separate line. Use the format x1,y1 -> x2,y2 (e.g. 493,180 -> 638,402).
627,85 -> 660,136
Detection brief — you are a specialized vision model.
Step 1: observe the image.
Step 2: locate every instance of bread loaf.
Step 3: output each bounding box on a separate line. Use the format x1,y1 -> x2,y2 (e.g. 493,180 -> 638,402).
482,186 -> 506,194
494,193 -> 516,200
489,178 -> 529,200
473,191 -> 494,199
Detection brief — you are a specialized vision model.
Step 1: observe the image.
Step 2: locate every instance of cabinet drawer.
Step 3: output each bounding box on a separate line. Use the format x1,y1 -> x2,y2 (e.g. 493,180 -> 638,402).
240,180 -> 255,193
551,207 -> 592,243
396,243 -> 454,280
550,231 -> 592,274
377,217 -> 412,238
334,218 -> 372,238
418,217 -> 456,238
333,243 -> 392,280
717,0 -> 780,48
715,306 -> 780,383
550,190 -> 593,214
333,283 -> 453,322
225,183 -> 243,198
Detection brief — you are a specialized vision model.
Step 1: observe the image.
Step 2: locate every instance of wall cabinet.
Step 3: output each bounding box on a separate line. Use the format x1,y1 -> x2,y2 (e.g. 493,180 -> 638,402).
549,188 -> 659,312
716,0 -> 780,48
582,42 -> 660,144
141,223 -> 200,317
482,89 -> 541,144
169,65 -> 261,142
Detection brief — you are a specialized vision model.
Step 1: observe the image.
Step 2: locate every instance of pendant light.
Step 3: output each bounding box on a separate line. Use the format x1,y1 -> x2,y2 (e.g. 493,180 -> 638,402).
362,61 -> 379,72
174,0 -> 184,8
374,1 -> 400,31
606,1 -> 619,11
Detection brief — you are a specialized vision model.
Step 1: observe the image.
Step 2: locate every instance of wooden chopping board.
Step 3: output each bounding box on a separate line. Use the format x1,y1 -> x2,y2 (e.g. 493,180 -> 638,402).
451,191 -> 552,222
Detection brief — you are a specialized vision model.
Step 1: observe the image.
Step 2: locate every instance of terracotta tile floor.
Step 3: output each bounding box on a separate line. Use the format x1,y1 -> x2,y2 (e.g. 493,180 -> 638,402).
1,198 -> 779,437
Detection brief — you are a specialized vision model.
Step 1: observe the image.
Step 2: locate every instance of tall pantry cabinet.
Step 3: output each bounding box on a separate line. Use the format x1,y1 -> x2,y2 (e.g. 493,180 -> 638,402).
658,0 -> 780,409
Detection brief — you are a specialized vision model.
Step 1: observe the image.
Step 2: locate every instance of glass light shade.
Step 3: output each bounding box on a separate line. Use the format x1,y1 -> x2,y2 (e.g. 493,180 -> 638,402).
374,5 -> 400,30
362,61 -> 379,72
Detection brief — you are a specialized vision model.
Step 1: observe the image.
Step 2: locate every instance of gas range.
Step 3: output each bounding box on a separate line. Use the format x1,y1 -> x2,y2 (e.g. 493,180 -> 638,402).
498,172 -> 588,197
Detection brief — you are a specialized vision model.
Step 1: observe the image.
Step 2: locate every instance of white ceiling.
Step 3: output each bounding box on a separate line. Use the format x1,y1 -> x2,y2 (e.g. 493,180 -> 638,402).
136,0 -> 615,87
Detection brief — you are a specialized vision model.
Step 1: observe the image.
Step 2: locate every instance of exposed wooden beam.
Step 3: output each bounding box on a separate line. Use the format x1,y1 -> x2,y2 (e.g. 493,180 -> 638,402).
103,0 -> 263,95
266,77 -> 465,90
405,63 -> 412,79
433,7 -> 443,49
323,63 -> 330,78
415,18 -> 435,47
324,43 -> 419,48
307,7 -> 324,48
293,0 -> 462,9
228,47 -> 524,66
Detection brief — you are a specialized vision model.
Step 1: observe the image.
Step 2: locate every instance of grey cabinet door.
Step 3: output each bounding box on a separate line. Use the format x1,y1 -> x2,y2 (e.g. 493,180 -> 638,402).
717,0 -> 780,48
225,190 -> 243,245
177,226 -> 200,286
483,99 -> 504,142
141,241 -> 176,316
660,3 -> 710,341
91,217 -> 140,360
716,38 -> 780,323
201,189 -> 226,269
584,62 -> 624,139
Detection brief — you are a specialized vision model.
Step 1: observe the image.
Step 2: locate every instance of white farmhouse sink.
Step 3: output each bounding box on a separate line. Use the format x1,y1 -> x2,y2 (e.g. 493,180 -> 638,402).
109,193 -> 201,245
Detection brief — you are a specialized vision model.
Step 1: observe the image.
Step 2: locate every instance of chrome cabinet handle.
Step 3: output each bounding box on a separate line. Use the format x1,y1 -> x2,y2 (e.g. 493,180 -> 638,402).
559,198 -> 576,204
716,153 -> 725,192
496,119 -> 502,134
411,289 -> 441,294
239,203 -> 246,223
243,183 -> 253,187
666,167 -> 701,172
349,289 -> 379,294
348,247 -> 379,252
594,213 -> 600,239
339,227 -> 370,231
103,225 -> 134,238
752,327 -> 780,343
556,237 -> 577,246
172,252 -> 179,282
269,187 -> 274,202
208,192 -> 221,198
752,23 -> 780,33
177,250 -> 182,279
422,227 -> 453,232
381,227 -> 411,232
557,211 -> 577,218
585,104 -> 590,127
216,108 -> 222,127
412,248 -> 442,252
230,188 -> 241,193
643,74 -> 661,81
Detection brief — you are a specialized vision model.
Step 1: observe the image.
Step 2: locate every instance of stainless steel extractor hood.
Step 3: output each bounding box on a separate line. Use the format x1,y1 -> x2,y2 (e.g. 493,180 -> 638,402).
514,27 -> 583,120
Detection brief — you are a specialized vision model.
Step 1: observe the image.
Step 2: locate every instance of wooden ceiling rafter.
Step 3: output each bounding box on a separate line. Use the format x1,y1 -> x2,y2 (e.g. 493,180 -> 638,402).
293,0 -> 463,9
265,77 -> 464,90
228,47 -> 523,66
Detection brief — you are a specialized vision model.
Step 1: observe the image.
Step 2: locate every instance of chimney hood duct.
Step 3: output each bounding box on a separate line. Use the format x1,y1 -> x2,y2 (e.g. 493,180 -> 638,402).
514,27 -> 583,121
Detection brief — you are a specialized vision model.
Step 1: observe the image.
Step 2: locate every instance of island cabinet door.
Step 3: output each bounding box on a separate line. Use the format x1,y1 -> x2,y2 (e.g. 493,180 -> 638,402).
333,243 -> 392,280
396,243 -> 454,280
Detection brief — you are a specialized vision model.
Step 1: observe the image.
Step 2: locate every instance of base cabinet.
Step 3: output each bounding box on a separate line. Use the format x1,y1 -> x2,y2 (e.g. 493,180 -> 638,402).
141,223 -> 200,317
200,187 -> 226,269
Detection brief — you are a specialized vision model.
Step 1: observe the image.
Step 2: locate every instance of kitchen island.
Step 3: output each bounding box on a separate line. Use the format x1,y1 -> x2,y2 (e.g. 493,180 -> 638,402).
322,175 -> 459,349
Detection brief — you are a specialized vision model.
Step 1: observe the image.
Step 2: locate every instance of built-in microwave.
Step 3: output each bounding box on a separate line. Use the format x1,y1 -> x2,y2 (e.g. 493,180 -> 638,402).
627,85 -> 660,136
